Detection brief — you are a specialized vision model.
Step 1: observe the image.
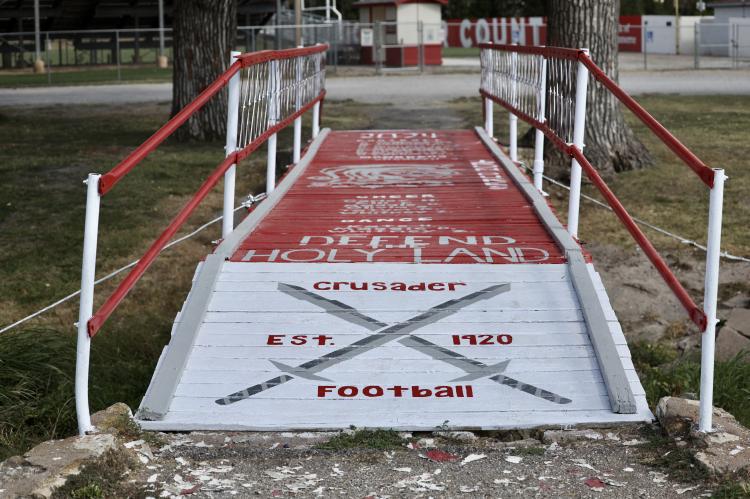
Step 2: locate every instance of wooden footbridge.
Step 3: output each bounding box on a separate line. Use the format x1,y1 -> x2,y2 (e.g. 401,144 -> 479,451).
74,44 -> 725,433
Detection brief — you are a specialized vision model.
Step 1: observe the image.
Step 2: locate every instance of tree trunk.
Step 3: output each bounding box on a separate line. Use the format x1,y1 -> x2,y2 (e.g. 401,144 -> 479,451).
171,0 -> 237,141
545,0 -> 652,180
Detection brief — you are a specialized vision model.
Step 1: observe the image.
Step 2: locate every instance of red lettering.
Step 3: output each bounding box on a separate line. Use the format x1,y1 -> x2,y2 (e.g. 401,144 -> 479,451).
291,335 -> 307,345
428,282 -> 446,291
412,386 -> 432,397
267,335 -> 284,345
338,386 -> 358,397
317,385 -> 335,397
407,282 -> 426,291
447,282 -> 467,291
313,334 -> 333,346
466,385 -> 474,397
434,386 -> 454,397
388,385 -> 407,397
313,282 -> 331,290
372,282 -> 387,291
498,334 -> 513,345
363,385 -> 384,397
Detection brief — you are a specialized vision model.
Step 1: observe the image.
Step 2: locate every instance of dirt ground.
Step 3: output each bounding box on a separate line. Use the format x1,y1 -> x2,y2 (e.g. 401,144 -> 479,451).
119,428 -> 719,498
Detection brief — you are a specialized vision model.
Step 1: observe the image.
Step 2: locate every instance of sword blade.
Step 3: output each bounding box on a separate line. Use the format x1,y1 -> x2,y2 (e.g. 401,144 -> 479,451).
215,283 -> 510,405
286,286 -> 572,405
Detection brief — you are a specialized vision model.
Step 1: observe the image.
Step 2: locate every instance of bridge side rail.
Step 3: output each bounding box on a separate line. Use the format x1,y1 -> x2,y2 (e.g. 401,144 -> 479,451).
479,43 -> 725,433
74,44 -> 328,435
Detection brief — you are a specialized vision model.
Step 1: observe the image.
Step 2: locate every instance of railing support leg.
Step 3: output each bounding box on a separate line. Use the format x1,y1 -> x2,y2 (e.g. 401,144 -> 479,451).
267,59 -> 280,193
484,97 -> 493,137
699,168 -> 726,433
222,50 -> 241,239
293,54 -> 303,163
532,55 -> 548,192
267,133 -> 277,193
509,49 -> 518,162
76,173 -> 100,436
567,48 -> 590,238
312,101 -> 320,138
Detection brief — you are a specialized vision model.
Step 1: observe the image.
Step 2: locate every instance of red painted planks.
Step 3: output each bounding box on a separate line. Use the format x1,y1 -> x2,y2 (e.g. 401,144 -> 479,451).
230,130 -> 570,264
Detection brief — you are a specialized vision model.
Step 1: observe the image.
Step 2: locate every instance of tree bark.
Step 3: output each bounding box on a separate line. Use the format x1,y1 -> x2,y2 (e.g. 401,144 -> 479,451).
545,0 -> 652,179
171,0 -> 237,141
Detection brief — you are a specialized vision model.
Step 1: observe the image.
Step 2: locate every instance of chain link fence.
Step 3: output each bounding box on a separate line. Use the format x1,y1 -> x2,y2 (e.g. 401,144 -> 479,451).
2,20 -> 748,79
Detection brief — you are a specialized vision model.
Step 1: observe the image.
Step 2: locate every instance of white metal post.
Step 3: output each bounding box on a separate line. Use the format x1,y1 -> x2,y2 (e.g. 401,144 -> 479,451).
483,49 -> 493,137
312,53 -> 321,138
567,48 -> 590,238
75,173 -> 101,436
158,0 -> 165,57
34,0 -> 41,62
699,168 -> 726,433
293,54 -> 303,163
532,55 -> 548,192
509,48 -> 518,162
267,59 -> 279,193
222,51 -> 241,239
484,97 -> 493,137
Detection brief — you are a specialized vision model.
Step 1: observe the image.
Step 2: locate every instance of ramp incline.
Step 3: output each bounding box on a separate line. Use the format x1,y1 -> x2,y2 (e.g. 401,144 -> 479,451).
136,128 -> 652,430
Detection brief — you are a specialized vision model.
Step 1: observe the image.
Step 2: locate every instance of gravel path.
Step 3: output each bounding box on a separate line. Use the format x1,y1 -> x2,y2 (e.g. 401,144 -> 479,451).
1,69 -> 749,107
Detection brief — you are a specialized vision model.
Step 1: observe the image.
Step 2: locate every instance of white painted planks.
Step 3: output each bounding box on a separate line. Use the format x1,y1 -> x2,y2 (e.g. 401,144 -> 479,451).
138,262 -> 653,430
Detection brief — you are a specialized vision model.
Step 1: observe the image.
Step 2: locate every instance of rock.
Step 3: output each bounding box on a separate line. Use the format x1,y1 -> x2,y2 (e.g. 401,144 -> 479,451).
722,293 -> 749,309
91,402 -> 134,434
656,396 -> 750,477
542,430 -> 604,444
725,308 -> 750,338
716,325 -> 750,362
656,397 -> 699,437
0,433 -> 118,498
435,431 -> 478,442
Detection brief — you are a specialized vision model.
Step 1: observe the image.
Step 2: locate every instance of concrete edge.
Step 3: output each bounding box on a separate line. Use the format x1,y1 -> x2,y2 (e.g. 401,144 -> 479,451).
136,129 -> 331,420
474,126 -> 637,414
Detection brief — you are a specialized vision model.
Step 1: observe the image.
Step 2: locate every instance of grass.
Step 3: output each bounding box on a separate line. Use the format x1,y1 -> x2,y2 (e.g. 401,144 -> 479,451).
0,93 -> 748,463
317,429 -> 405,450
0,66 -> 172,87
442,47 -> 481,58
631,342 -> 750,427
50,448 -> 147,499
0,100 -> 375,460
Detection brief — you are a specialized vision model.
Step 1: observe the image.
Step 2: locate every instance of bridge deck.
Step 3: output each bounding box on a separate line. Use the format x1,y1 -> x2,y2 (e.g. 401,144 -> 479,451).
136,128 -> 653,431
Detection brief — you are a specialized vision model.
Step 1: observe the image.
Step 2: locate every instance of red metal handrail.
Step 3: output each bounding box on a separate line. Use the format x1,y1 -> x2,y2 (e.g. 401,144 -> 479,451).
480,43 -> 715,188
479,45 -> 712,330
478,42 -> 581,60
86,45 -> 328,337
98,44 -> 329,196
577,53 -> 715,188
88,90 -> 324,337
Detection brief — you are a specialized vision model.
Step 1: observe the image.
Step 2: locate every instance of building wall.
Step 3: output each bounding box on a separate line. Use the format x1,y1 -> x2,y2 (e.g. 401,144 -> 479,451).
396,3 -> 442,45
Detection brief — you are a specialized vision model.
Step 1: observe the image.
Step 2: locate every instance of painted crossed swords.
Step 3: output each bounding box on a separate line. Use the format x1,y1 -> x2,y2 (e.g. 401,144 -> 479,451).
215,282 -> 572,406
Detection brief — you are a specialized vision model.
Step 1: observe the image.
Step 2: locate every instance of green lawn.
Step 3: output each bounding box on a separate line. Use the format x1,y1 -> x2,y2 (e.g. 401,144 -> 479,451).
442,46 -> 481,58
0,95 -> 748,462
0,66 -> 172,87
